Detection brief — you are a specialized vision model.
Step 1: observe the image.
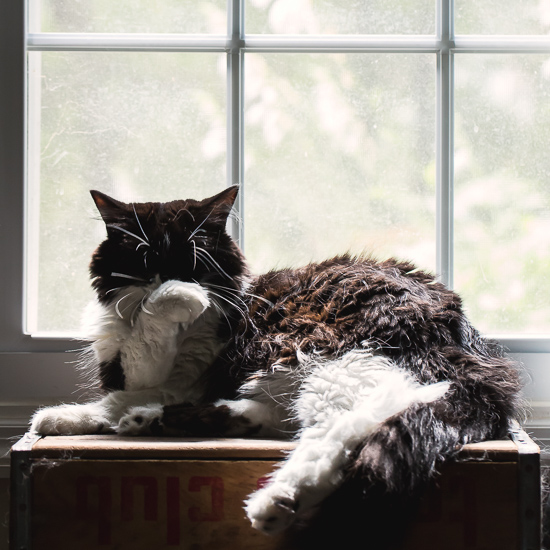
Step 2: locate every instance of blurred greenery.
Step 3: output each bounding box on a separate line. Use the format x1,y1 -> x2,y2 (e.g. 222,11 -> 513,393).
246,0 -> 435,34
243,52 -> 436,273
455,0 -> 550,35
28,1 -> 550,336
31,0 -> 227,33
454,54 -> 550,333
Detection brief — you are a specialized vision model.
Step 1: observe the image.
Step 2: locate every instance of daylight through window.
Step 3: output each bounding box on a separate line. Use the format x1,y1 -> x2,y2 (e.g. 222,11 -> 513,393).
25,0 -> 550,342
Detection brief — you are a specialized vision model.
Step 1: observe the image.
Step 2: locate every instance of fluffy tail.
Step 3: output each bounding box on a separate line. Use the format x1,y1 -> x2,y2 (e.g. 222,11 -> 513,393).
352,344 -> 524,493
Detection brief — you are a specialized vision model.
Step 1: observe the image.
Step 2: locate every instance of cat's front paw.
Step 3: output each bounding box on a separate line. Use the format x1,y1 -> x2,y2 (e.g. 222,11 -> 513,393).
117,405 -> 165,436
147,281 -> 209,325
30,404 -> 113,435
245,483 -> 298,535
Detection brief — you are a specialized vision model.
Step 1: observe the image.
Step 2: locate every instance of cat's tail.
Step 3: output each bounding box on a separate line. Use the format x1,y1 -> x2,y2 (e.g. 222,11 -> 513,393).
349,400 -> 466,493
350,343 -> 524,493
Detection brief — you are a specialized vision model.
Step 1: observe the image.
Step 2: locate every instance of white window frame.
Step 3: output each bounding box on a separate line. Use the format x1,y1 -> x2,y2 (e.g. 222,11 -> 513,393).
1,1 -> 550,467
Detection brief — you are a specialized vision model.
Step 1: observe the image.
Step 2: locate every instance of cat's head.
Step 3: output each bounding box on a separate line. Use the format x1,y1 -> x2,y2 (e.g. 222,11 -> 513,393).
89,185 -> 248,303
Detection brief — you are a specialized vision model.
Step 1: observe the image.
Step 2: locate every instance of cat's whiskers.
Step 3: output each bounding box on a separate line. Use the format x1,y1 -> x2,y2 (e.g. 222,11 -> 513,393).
132,203 -> 150,243
194,246 -> 232,279
111,272 -> 148,283
191,240 -> 197,270
193,248 -> 221,276
200,281 -> 249,310
198,285 -> 249,327
115,292 -> 134,319
172,208 -> 195,223
129,290 -> 153,326
140,293 -> 154,316
205,295 -> 232,331
188,213 -> 211,241
105,287 -> 123,296
107,224 -> 150,248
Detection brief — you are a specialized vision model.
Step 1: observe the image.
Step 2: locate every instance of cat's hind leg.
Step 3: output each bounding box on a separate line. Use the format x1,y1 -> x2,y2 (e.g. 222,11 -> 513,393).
245,350 -> 450,534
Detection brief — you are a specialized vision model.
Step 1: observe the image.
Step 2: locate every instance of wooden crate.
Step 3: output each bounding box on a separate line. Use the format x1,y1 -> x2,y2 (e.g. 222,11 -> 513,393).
10,429 -> 540,550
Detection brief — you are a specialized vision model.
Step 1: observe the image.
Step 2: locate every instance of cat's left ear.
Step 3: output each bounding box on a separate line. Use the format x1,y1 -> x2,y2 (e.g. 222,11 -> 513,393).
202,185 -> 240,225
90,190 -> 129,223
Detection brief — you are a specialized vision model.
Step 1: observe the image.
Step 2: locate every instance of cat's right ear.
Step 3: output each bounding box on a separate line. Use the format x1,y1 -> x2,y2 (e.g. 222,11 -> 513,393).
90,190 -> 128,223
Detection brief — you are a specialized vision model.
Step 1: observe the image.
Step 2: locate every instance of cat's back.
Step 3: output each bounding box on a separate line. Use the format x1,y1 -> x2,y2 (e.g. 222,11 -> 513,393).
248,253 -> 445,312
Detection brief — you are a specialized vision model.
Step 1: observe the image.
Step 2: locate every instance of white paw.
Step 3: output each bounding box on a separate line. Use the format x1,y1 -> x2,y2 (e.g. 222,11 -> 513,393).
147,281 -> 209,324
117,405 -> 164,436
245,483 -> 298,535
30,404 -> 113,435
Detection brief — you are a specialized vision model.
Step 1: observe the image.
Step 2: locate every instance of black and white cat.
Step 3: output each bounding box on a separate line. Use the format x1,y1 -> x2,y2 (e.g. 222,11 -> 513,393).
31,186 -> 522,539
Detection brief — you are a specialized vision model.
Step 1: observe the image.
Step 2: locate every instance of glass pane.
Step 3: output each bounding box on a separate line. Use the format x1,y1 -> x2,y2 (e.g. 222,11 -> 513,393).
246,0 -> 435,35
29,0 -> 227,34
244,53 -> 436,275
455,0 -> 550,35
455,54 -> 550,335
27,52 -> 226,333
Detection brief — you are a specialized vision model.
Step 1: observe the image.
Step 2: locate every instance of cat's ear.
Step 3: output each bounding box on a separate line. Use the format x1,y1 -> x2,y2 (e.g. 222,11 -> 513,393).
202,185 -> 240,225
90,190 -> 129,223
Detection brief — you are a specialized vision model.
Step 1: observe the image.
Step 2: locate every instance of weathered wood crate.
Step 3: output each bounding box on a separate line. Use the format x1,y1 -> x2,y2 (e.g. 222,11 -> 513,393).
10,429 -> 540,550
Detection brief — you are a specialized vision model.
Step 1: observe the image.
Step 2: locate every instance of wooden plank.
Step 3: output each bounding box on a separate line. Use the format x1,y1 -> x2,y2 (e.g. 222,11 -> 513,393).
30,434 -> 519,461
30,435 -> 297,459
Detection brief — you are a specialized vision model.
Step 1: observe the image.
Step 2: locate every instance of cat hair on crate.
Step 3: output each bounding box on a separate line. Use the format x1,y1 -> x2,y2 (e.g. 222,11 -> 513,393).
30,185 -> 523,546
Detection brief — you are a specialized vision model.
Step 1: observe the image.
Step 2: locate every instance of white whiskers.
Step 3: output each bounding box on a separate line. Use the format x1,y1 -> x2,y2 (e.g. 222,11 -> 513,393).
107,224 -> 150,248
188,212 -> 212,241
115,293 -> 134,319
111,272 -> 147,282
132,203 -> 150,243
194,246 -> 232,279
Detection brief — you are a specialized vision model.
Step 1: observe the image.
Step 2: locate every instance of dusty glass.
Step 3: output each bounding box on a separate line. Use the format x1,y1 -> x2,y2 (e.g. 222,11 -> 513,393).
29,0 -> 227,34
246,0 -> 436,35
26,51 -> 226,333
454,54 -> 550,334
455,0 -> 550,35
244,53 -> 436,275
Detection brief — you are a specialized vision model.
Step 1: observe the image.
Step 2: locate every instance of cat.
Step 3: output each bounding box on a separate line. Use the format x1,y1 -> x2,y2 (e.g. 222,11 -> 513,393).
31,185 -> 523,542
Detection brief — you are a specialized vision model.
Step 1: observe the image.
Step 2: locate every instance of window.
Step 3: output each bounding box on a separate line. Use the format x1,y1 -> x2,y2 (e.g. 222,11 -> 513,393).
1,1 -> 550,451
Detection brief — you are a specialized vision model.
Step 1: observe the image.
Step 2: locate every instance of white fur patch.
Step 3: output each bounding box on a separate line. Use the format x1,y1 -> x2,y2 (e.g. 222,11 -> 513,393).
245,349 -> 450,534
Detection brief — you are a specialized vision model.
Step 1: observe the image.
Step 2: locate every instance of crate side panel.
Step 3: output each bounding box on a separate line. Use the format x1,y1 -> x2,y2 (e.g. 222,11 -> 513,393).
31,459 -> 282,550
403,462 -> 519,550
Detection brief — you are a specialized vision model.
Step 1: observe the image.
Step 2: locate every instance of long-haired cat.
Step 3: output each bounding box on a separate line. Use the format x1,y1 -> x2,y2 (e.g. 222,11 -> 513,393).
31,185 -> 522,545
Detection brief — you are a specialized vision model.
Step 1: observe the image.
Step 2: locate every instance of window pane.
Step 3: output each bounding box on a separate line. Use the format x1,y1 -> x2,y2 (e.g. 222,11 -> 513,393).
27,52 -> 226,333
455,0 -> 550,35
246,0 -> 435,35
244,53 -> 436,274
29,0 -> 227,34
454,54 -> 550,335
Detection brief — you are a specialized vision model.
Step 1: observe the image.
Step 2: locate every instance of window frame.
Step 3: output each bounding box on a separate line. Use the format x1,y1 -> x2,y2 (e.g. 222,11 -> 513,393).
1,1 -> 550,462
